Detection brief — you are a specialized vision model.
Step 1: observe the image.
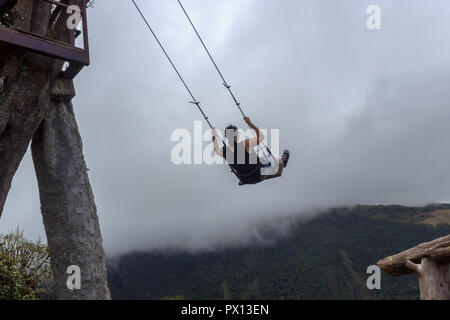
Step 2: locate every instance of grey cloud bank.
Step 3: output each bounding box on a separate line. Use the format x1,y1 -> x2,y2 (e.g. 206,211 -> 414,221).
1,0 -> 449,255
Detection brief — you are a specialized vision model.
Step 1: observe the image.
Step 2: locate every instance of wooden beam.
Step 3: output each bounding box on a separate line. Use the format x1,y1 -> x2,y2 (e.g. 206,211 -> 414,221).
377,235 -> 450,276
0,24 -> 88,64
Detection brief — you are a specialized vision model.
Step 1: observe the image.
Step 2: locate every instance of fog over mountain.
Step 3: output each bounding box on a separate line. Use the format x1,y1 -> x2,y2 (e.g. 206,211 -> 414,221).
1,0 -> 450,255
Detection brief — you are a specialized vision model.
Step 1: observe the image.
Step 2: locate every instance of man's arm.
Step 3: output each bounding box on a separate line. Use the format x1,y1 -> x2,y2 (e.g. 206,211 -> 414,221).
211,128 -> 223,157
243,117 -> 265,150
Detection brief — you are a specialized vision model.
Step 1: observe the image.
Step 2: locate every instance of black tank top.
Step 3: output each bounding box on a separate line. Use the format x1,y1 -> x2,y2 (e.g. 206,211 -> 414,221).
223,141 -> 261,183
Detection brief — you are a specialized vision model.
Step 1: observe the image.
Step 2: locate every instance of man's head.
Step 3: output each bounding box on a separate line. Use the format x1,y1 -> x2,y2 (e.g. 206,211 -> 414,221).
225,124 -> 239,143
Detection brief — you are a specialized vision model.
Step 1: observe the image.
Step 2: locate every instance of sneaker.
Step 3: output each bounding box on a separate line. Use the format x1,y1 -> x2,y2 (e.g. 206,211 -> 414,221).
282,150 -> 290,168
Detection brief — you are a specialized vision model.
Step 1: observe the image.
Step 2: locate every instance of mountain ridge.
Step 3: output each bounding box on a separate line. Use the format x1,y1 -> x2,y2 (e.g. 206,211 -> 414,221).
107,204 -> 450,300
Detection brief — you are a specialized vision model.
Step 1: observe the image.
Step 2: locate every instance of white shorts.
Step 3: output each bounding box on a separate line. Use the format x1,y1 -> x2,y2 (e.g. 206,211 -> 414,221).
260,153 -> 280,176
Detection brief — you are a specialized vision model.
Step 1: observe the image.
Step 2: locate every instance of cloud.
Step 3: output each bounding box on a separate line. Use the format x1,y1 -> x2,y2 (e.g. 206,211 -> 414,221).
1,0 -> 450,255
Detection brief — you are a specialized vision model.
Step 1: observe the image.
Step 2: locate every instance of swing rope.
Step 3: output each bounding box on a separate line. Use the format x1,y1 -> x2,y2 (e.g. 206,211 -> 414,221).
131,0 -> 275,180
177,0 -> 273,158
131,0 -> 214,130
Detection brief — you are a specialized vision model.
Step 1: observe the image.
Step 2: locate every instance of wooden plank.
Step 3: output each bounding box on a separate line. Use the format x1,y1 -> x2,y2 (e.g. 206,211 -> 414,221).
0,25 -> 88,64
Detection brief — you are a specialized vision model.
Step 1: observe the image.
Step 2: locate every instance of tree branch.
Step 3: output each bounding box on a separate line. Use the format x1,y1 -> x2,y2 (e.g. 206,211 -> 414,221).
405,260 -> 423,276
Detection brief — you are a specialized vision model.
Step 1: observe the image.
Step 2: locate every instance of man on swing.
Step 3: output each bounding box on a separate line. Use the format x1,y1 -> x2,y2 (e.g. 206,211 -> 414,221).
212,117 -> 290,185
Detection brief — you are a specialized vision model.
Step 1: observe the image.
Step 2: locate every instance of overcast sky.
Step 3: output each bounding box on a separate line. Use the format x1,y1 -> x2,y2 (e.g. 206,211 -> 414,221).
1,0 -> 450,255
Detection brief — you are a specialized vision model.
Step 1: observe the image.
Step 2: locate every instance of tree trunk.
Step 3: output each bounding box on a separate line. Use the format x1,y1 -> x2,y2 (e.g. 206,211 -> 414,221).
0,0 -> 56,215
31,80 -> 110,299
1,1 -> 111,299
406,257 -> 450,300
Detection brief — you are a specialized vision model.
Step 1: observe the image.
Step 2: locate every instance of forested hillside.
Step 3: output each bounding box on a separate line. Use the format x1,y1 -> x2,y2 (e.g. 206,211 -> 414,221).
107,204 -> 450,300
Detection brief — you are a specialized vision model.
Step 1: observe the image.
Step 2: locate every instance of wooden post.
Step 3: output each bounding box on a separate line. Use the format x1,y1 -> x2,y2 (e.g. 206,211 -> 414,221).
378,235 -> 450,300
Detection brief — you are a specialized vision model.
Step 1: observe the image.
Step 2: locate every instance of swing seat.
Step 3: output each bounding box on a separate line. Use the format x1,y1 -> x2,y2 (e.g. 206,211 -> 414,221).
230,161 -> 262,186
233,158 -> 282,186
237,173 -> 282,186
235,153 -> 285,186
237,173 -> 283,186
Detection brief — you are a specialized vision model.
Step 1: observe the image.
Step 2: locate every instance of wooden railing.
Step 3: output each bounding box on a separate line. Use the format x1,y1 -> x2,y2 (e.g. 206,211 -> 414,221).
0,0 -> 90,78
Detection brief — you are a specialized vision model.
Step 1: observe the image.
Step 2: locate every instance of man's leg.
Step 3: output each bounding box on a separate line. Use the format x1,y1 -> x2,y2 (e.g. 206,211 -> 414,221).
271,158 -> 285,178
264,150 -> 289,179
